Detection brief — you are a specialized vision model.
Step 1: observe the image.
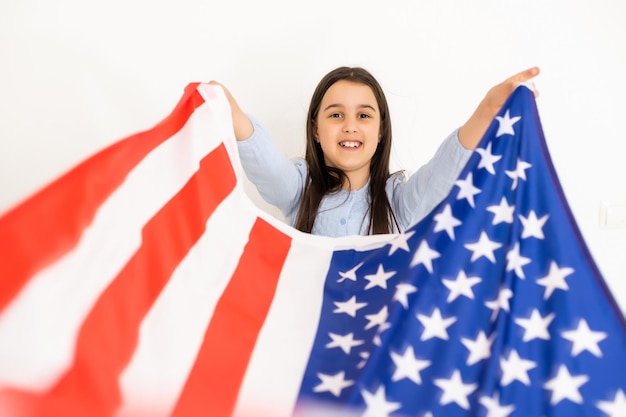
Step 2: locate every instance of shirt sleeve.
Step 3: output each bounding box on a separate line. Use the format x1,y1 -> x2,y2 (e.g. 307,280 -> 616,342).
236,115 -> 307,218
389,128 -> 473,230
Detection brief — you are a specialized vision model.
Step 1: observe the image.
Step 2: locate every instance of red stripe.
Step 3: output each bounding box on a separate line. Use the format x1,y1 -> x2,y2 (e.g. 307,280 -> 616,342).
171,218 -> 292,417
0,83 -> 204,314
9,141 -> 237,417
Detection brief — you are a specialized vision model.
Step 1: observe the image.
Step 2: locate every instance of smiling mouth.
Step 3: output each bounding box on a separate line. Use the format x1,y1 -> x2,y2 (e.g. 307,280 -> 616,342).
339,141 -> 362,148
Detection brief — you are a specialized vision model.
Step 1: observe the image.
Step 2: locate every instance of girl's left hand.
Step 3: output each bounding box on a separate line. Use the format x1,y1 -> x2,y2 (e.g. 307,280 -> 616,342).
459,66 -> 540,150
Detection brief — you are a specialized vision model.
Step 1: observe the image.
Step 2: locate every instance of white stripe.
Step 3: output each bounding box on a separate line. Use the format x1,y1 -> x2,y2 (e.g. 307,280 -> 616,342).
233,231 -> 392,417
0,85 -> 234,390
232,231 -> 335,417
116,185 -> 257,417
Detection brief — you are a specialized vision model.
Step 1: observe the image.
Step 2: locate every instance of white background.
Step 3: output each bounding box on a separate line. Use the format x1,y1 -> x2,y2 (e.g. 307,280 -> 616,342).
1,0 -> 624,313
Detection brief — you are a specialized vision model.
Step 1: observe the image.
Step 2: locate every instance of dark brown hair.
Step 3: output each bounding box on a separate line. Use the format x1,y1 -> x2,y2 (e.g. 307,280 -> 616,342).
294,66 -> 399,234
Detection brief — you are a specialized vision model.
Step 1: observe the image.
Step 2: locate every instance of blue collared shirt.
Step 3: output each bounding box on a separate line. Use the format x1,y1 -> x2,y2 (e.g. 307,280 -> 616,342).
237,116 -> 472,237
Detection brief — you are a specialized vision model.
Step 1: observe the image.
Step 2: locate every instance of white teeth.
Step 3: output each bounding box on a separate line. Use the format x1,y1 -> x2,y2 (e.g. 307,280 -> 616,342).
340,141 -> 361,148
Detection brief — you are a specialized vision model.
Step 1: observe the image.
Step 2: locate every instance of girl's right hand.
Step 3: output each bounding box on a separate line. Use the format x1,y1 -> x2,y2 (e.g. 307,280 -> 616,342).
208,81 -> 254,141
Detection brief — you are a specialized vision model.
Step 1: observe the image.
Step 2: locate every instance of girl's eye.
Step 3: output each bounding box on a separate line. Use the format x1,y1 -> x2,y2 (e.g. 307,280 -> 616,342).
330,113 -> 342,118
359,113 -> 371,119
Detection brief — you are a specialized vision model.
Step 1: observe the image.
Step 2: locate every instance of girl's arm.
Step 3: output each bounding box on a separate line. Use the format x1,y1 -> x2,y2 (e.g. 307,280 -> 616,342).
392,67 -> 540,229
390,129 -> 472,230
208,81 -> 305,220
458,67 -> 540,150
208,81 -> 254,141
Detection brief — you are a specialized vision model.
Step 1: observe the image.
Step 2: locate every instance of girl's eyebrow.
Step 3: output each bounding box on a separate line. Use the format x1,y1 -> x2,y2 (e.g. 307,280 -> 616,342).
322,103 -> 378,112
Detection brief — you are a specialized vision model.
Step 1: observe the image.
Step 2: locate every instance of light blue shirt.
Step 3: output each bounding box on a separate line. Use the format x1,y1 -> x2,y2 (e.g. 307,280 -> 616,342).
237,116 -> 472,237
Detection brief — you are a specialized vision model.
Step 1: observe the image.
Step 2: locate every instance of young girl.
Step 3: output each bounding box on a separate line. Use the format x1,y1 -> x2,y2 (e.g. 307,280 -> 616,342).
211,66 -> 539,237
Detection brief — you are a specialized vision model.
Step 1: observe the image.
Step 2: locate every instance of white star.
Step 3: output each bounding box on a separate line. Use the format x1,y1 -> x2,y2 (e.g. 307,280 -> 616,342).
487,197 -> 515,225
388,230 -> 415,255
410,240 -> 441,273
479,392 -> 515,417
519,210 -> 549,239
433,204 -> 462,240
338,262 -> 363,283
372,321 -> 392,346
475,142 -> 502,174
455,172 -> 481,208
499,349 -> 537,386
505,158 -> 532,190
465,231 -> 503,263
390,345 -> 431,384
514,309 -> 555,342
313,371 -> 354,397
364,306 -> 389,331
364,264 -> 396,290
461,331 -> 494,366
485,287 -> 513,321
597,389 -> 626,417
561,318 -> 607,357
326,332 -> 364,354
443,270 -> 482,302
333,295 -> 367,317
417,308 -> 457,341
536,261 -> 575,299
433,370 -> 477,410
357,351 -> 369,369
361,385 -> 401,417
495,109 -> 521,137
393,283 -> 417,308
506,242 -> 531,278
543,364 -> 589,405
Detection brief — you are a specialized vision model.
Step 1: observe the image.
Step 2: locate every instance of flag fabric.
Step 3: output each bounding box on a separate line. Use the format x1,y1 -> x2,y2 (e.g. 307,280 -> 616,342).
0,82 -> 624,417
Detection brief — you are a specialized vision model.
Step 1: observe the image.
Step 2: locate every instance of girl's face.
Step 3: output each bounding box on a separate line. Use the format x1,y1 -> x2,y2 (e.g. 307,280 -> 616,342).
314,80 -> 381,190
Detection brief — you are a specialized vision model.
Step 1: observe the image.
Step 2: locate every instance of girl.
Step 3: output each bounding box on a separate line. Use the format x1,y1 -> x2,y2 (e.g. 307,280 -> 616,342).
211,66 -> 539,237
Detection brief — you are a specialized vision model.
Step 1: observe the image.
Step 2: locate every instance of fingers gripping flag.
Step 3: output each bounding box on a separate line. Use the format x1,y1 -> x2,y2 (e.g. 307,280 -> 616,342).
0,83 -> 624,417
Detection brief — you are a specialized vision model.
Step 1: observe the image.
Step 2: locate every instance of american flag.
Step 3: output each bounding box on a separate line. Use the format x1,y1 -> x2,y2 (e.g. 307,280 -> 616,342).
0,82 -> 624,417
293,86 -> 626,417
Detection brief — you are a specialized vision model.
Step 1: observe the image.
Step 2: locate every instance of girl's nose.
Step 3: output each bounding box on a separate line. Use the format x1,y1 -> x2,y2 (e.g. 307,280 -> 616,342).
343,116 -> 358,132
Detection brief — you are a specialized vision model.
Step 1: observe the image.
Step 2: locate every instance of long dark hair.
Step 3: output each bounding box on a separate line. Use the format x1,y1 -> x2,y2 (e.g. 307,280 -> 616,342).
294,66 -> 399,235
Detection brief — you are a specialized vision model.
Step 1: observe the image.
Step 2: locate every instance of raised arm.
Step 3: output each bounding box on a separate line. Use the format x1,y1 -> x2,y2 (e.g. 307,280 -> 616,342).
208,81 -> 254,141
208,81 -> 306,221
458,67 -> 540,150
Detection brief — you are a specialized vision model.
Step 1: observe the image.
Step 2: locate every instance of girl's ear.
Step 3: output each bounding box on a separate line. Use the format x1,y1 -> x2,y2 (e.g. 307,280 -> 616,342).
313,121 -> 319,142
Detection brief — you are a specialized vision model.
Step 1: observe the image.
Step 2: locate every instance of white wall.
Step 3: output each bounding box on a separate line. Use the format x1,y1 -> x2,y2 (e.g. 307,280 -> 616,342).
1,0 -> 624,312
